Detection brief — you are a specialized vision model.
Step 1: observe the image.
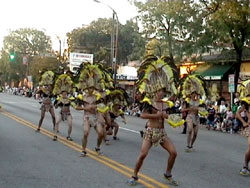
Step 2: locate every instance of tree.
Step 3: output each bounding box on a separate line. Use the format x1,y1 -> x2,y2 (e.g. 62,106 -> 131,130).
199,0 -> 250,89
134,0 -> 206,82
3,28 -> 52,56
69,18 -> 145,66
0,28 -> 52,85
29,56 -> 59,85
119,20 -> 146,63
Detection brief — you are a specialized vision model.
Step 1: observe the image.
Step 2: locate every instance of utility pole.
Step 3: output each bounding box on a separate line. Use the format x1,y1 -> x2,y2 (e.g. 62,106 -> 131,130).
93,0 -> 119,86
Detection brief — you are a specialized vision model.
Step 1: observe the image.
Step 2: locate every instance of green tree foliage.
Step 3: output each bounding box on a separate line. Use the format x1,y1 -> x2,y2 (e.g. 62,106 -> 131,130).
69,18 -> 145,66
3,28 -> 51,56
199,0 -> 250,87
134,0 -> 207,83
134,0 -> 205,61
0,28 -> 52,85
29,56 -> 59,85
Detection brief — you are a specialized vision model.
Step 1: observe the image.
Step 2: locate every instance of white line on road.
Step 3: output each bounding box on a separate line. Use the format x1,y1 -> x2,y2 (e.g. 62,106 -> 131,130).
119,126 -> 140,134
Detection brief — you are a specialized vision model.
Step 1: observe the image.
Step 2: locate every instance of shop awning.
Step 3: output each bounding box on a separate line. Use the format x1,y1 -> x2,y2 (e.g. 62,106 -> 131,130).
194,64 -> 232,80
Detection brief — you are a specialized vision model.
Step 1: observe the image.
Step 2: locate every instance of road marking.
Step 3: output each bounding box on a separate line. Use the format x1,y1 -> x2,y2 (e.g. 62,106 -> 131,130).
119,126 -> 140,134
1,110 -> 170,188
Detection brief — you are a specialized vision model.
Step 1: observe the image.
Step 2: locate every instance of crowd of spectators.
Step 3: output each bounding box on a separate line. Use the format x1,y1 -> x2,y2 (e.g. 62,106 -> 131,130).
2,85 -> 247,135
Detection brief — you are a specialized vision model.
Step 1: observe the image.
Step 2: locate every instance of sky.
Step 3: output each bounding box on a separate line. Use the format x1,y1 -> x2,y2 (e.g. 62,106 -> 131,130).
0,0 -> 138,50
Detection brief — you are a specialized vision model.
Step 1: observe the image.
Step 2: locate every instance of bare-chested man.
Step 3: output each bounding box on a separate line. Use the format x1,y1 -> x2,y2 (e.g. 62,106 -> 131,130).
53,91 -> 75,141
36,84 -> 56,132
236,99 -> 250,176
76,88 -> 104,156
127,89 -> 178,186
183,91 -> 200,152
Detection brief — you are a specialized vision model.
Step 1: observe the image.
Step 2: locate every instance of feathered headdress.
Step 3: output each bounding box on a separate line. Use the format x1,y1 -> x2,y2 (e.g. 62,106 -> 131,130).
53,74 -> 74,95
97,64 -> 114,89
39,71 -> 55,86
237,79 -> 250,104
137,56 -> 177,96
108,88 -> 129,107
76,63 -> 105,91
182,75 -> 205,98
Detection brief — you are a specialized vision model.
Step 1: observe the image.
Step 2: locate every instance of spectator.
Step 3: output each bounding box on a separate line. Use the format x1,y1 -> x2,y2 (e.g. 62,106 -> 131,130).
234,92 -> 240,104
222,106 -> 234,133
207,102 -> 216,130
214,113 -> 223,131
219,100 -> 227,116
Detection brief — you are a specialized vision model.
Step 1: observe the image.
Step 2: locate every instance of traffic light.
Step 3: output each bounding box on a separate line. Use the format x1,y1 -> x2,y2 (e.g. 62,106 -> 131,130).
9,51 -> 16,62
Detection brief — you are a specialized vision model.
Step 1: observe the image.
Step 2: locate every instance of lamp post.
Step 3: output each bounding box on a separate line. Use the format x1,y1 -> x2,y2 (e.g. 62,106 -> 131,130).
56,35 -> 62,64
93,0 -> 119,86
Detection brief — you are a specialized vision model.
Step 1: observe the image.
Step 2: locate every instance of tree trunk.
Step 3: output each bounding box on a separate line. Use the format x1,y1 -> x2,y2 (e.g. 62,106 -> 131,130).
234,50 -> 242,92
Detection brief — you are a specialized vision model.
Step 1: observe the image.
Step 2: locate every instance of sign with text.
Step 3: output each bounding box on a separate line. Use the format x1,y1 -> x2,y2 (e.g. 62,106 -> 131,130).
69,52 -> 93,72
228,74 -> 235,93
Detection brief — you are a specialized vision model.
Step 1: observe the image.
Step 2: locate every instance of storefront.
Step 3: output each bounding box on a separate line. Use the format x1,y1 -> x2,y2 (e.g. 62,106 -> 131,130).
240,61 -> 250,81
116,66 -> 138,103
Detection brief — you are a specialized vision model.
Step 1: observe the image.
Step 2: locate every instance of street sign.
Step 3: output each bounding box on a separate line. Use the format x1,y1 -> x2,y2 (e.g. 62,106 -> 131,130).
228,74 -> 235,93
69,52 -> 93,72
27,76 -> 32,82
23,56 -> 28,65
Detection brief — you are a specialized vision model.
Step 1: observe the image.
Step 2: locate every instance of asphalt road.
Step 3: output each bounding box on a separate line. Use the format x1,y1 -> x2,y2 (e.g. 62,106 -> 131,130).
0,93 -> 250,188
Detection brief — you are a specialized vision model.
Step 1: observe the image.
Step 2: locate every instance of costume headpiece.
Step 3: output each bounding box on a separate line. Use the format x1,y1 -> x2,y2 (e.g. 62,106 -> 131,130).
53,74 -> 74,95
76,63 -> 105,91
237,79 -> 250,104
182,75 -> 205,98
137,55 -> 177,96
97,64 -> 114,89
39,71 -> 55,86
108,88 -> 129,107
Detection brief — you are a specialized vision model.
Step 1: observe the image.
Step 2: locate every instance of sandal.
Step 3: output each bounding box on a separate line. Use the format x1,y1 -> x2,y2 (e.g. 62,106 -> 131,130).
127,176 -> 138,186
164,173 -> 178,186
185,146 -> 192,153
66,136 -> 73,141
53,136 -> 57,141
95,147 -> 104,155
113,136 -> 119,140
139,130 -> 144,138
240,167 -> 250,176
80,151 -> 87,157
104,139 -> 110,145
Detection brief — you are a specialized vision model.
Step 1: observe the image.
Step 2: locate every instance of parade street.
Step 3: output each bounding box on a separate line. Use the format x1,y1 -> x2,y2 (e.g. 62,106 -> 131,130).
0,93 -> 249,188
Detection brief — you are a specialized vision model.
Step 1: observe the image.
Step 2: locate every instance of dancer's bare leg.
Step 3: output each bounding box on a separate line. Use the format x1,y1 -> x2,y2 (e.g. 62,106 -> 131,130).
67,115 -> 73,138
82,121 -> 90,152
49,107 -> 56,130
37,108 -> 46,131
191,124 -> 199,148
133,139 -> 152,178
160,137 -> 177,175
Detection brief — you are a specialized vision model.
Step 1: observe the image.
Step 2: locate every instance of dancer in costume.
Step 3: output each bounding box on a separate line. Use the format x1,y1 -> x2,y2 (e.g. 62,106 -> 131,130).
96,91 -> 112,145
52,74 -> 75,141
36,71 -> 56,132
127,56 -> 182,186
107,88 -> 128,140
181,75 -> 206,152
75,63 -> 106,156
96,65 -> 114,145
237,80 -> 250,176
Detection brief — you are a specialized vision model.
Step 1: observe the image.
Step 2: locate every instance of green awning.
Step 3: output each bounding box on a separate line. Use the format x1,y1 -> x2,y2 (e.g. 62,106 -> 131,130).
194,64 -> 232,80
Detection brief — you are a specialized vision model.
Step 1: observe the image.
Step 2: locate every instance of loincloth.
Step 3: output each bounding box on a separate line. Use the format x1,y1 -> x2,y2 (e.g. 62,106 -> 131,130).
143,127 -> 167,146
84,114 -> 97,128
40,104 -> 53,112
186,114 -> 200,127
61,111 -> 71,121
